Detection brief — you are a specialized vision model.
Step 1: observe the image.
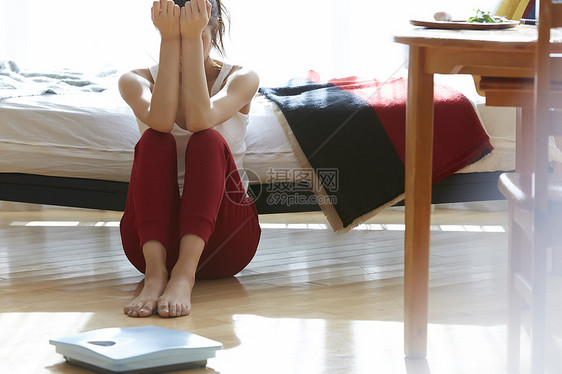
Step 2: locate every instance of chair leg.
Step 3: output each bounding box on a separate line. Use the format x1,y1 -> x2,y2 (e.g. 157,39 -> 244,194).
508,280 -> 522,373
551,247 -> 562,275
507,207 -> 523,373
531,225 -> 547,374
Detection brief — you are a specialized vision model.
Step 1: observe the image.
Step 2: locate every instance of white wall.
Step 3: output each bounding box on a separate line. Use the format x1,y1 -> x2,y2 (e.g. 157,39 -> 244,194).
1,0 -> 500,83
221,0 -> 500,85
1,0 -> 159,72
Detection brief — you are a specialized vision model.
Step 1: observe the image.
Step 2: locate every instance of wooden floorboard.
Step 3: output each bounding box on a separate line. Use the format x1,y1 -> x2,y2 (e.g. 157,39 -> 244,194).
0,204 -> 560,373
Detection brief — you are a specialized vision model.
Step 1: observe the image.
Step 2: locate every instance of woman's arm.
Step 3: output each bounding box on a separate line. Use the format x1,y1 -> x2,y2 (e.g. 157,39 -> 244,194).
118,0 -> 182,133
179,0 -> 259,132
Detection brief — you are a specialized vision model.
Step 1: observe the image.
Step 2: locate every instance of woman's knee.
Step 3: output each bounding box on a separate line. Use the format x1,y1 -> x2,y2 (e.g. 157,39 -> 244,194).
188,129 -> 226,149
136,128 -> 176,153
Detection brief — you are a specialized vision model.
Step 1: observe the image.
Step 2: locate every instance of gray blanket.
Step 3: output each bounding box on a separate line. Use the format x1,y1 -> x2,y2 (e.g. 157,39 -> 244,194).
0,61 -> 116,100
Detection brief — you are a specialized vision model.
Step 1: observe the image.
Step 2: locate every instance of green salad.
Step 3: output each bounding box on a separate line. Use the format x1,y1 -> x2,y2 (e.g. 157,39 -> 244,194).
467,9 -> 507,23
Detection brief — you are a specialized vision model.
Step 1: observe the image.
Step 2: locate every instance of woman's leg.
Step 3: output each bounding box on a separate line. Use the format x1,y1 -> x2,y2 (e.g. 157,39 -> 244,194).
120,129 -> 181,317
157,129 -> 261,317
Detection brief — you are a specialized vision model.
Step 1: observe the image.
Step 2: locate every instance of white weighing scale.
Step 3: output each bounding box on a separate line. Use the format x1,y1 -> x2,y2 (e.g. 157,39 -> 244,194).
50,326 -> 223,373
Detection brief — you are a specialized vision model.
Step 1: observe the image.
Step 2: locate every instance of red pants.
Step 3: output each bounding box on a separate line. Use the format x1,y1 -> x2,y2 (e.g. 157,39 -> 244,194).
120,128 -> 261,279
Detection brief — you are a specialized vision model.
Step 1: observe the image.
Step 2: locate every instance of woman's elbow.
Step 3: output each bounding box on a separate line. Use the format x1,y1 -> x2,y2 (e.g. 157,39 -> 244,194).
152,124 -> 174,133
185,123 -> 206,133
145,114 -> 175,133
185,115 -> 213,133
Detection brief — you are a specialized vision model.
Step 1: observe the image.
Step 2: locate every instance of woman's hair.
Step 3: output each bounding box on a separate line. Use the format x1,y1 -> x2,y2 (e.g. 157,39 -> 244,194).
173,0 -> 229,57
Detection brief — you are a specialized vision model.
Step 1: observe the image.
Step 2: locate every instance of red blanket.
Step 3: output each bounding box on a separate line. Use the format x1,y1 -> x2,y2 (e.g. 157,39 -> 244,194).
316,73 -> 493,183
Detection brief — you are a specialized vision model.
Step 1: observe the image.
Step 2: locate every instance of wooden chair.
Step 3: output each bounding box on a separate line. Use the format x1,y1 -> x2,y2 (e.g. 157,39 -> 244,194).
497,1 -> 562,372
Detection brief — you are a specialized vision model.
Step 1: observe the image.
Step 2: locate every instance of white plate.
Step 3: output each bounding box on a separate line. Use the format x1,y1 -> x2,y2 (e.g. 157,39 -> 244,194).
409,19 -> 520,30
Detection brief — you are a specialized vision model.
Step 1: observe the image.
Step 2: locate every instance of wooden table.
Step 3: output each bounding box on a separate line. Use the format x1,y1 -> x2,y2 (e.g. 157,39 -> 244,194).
394,25 -> 542,359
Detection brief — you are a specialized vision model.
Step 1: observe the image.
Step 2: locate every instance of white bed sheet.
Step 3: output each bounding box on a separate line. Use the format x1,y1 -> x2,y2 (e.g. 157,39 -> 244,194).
1,75 -> 555,186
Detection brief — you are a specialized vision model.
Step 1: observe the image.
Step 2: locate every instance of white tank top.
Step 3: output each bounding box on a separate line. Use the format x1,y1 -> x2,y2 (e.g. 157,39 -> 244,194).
145,63 -> 250,195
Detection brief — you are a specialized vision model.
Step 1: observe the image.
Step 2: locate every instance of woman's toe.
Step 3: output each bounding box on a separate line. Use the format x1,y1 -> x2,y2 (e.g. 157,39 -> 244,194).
178,304 -> 188,316
158,301 -> 170,317
139,303 -> 155,317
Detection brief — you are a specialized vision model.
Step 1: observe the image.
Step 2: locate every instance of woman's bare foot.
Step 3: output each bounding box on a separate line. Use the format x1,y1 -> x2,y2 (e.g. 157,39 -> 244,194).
157,272 -> 195,318
156,233 -> 204,318
124,240 -> 169,317
124,270 -> 168,317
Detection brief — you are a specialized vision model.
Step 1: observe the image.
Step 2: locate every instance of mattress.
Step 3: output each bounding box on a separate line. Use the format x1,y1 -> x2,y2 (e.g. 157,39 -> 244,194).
0,88 -> 138,182
0,74 -> 558,185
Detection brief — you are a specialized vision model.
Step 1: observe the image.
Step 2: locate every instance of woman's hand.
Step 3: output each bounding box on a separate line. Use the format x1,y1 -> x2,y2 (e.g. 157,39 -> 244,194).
180,0 -> 212,39
152,0 -> 181,39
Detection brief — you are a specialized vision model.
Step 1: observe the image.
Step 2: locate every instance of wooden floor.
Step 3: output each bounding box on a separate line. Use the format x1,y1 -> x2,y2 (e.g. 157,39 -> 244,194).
0,202 -> 560,373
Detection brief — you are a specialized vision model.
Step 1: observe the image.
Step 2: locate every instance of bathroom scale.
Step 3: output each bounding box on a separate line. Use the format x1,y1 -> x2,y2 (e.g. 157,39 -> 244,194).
50,326 -> 223,373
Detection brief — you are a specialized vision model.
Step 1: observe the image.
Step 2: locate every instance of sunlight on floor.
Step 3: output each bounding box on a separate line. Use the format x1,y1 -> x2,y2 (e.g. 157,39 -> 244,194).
215,314 -> 524,374
0,312 -> 94,373
8,220 -> 505,233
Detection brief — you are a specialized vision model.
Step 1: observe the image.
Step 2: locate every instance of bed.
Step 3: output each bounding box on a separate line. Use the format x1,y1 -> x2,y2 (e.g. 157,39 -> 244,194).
1,66 -> 556,229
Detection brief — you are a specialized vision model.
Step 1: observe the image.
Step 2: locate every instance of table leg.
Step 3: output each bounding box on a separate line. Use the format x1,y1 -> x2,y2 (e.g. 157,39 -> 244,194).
404,46 -> 434,359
